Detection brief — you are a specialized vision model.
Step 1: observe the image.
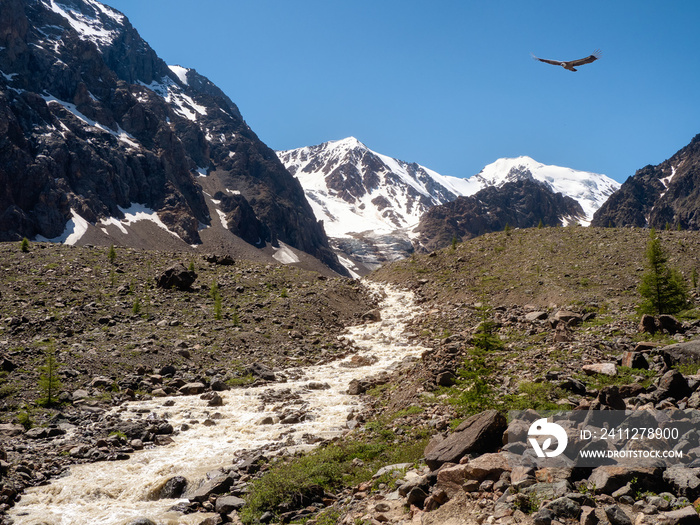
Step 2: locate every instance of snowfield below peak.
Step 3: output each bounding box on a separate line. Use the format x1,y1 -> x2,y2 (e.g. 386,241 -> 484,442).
45,0 -> 124,48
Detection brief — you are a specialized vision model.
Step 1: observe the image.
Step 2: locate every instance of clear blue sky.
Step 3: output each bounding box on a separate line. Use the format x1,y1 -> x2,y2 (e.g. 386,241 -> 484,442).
104,0 -> 700,183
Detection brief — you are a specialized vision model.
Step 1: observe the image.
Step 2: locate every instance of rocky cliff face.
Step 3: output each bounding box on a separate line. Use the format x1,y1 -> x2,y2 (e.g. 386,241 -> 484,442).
0,0 -> 344,273
592,134 -> 700,229
415,178 -> 585,252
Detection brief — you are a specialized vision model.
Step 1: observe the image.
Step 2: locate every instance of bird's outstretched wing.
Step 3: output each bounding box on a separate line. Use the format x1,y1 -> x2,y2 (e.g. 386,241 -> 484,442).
569,49 -> 602,67
531,53 -> 561,66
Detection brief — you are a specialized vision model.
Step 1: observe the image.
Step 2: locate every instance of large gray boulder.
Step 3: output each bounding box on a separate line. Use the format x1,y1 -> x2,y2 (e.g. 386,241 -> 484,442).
659,315 -> 684,335
178,382 -> 206,395
188,475 -> 234,503
215,495 -> 246,514
660,505 -> 700,524
0,423 -> 26,437
544,496 -> 582,520
247,362 -> 276,381
596,385 -> 626,410
652,370 -> 692,402
424,410 -> 507,470
604,505 -> 632,525
157,476 -> 188,499
155,264 -> 197,291
662,340 -> 700,366
663,466 -> 700,500
588,465 -> 663,495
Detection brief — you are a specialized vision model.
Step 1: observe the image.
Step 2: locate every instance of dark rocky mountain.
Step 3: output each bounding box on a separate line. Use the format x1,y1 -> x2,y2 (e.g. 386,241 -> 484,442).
415,178 -> 585,252
0,0 -> 345,274
592,134 -> 700,229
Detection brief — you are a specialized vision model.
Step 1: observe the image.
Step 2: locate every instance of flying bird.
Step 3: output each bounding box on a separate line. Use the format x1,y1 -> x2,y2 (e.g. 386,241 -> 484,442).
531,49 -> 602,71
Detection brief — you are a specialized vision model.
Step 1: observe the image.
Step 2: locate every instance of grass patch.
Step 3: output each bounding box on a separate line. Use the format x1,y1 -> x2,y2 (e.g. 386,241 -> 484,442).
675,361 -> 700,376
676,307 -> 700,321
313,508 -> 342,525
630,332 -> 677,345
576,366 -> 656,390
580,313 -> 616,329
365,383 -> 393,398
499,381 -> 565,412
0,372 -> 17,399
241,437 -> 427,524
17,405 -> 34,429
391,405 -> 424,419
226,374 -> 256,388
513,491 -> 542,514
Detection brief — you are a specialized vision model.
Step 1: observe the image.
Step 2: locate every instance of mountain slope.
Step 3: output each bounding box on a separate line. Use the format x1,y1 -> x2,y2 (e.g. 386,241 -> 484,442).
0,0 -> 345,274
278,138 -> 619,272
591,133 -> 700,229
278,137 -> 479,274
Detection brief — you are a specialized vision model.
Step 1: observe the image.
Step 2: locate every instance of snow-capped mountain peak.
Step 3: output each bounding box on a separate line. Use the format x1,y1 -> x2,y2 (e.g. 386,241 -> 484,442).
474,156 -> 620,223
278,138 -> 464,238
331,136 -> 366,149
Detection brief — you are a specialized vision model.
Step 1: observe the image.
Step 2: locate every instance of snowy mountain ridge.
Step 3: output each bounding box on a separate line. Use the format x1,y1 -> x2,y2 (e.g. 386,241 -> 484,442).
280,138 -> 619,236
473,156 -> 620,224
278,138 -> 621,275
278,137 -> 476,238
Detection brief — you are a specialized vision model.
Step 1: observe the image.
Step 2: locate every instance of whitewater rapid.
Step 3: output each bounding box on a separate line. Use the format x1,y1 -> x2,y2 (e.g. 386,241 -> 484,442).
10,283 -> 426,525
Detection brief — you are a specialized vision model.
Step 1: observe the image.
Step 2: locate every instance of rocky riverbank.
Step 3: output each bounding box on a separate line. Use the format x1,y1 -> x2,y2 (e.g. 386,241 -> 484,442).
5,282 -> 425,525
0,241 -> 376,522
106,297 -> 700,525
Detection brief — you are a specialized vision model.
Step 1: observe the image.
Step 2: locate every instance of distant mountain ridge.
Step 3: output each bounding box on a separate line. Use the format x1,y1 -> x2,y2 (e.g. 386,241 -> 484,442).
415,179 -> 586,252
471,156 -> 620,225
0,0 -> 345,274
278,138 -> 620,273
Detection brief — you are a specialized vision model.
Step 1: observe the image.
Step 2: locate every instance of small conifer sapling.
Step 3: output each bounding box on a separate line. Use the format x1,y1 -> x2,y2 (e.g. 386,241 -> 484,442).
108,244 -> 117,265
38,346 -> 62,407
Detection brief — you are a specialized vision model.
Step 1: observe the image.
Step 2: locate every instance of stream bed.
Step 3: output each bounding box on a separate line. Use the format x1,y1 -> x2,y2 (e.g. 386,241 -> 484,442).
10,283 -> 426,525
